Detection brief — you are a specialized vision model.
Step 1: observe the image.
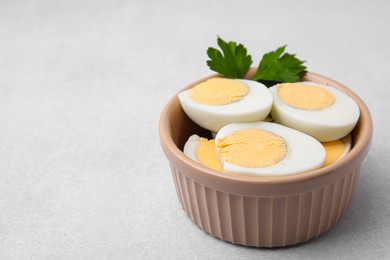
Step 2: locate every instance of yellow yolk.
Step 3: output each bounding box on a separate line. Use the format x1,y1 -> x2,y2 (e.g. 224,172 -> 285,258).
278,83 -> 336,110
322,140 -> 345,166
217,129 -> 287,168
196,138 -> 222,171
189,78 -> 249,105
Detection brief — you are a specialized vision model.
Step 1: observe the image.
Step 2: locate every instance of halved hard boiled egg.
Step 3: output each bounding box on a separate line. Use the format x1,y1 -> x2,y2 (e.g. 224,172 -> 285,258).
183,134 -> 221,172
322,134 -> 352,166
215,122 -> 326,176
178,78 -> 273,132
269,82 -> 360,142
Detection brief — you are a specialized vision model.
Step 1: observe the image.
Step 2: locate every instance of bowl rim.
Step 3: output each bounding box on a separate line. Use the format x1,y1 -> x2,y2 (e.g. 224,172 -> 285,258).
159,70 -> 373,185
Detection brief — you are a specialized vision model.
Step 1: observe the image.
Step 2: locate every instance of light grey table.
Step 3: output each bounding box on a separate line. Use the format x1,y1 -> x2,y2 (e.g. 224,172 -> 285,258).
0,0 -> 389,259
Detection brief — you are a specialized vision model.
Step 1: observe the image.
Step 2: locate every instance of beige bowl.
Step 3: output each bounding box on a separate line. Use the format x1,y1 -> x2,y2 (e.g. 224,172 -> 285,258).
159,69 -> 373,247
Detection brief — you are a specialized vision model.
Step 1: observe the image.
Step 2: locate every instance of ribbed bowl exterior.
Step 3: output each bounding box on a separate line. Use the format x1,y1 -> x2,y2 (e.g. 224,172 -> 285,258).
170,164 -> 360,247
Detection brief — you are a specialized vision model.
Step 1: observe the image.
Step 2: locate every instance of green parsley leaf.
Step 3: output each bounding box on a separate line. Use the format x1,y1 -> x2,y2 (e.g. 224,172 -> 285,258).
252,45 -> 306,87
207,36 -> 252,79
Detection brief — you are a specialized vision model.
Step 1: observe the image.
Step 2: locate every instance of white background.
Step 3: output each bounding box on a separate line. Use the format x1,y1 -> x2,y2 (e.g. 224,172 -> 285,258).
0,0 -> 389,259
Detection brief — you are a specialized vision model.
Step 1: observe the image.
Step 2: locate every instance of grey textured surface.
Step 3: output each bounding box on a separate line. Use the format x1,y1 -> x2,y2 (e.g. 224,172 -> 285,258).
0,0 -> 389,259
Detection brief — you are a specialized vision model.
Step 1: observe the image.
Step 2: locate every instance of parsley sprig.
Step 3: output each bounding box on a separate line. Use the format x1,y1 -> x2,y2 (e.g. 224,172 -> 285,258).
206,37 -> 306,87
253,45 -> 306,86
207,37 -> 252,79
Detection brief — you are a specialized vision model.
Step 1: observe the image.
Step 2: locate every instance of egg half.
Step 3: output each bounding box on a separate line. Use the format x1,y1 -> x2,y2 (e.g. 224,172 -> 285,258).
322,134 -> 352,166
183,134 -> 221,172
178,78 -> 273,132
215,122 -> 325,176
270,82 -> 360,142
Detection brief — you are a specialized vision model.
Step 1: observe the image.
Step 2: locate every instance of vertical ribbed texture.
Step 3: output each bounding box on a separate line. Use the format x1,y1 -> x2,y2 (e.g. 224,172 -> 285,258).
170,164 -> 361,247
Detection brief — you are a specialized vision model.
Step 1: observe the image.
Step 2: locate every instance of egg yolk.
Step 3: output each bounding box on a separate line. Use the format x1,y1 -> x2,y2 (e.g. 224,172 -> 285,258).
322,140 -> 345,166
189,78 -> 249,106
217,129 -> 287,168
278,83 -> 336,110
196,138 -> 222,171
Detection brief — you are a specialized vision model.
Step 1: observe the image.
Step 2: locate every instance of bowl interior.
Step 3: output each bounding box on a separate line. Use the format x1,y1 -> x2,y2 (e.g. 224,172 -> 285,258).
168,97 -> 211,152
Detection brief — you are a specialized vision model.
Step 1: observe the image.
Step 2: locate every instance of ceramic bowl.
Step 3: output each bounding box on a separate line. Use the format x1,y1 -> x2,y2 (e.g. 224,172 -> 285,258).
159,69 -> 373,247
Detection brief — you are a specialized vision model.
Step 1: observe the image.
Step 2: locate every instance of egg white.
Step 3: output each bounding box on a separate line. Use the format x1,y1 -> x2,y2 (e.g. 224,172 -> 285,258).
215,122 -> 326,176
338,134 -> 352,159
183,134 -> 202,163
270,82 -> 360,142
178,79 -> 273,132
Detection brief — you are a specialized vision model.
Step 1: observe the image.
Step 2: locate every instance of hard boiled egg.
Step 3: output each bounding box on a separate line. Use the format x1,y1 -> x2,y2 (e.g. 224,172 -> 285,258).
322,134 -> 352,166
269,82 -> 360,142
178,78 -> 273,132
215,122 -> 326,176
183,134 -> 221,172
